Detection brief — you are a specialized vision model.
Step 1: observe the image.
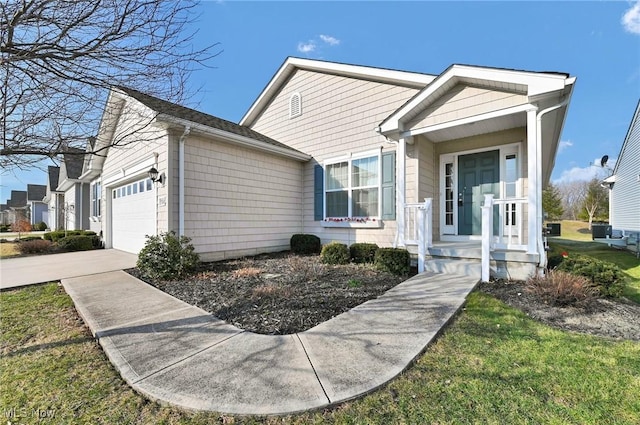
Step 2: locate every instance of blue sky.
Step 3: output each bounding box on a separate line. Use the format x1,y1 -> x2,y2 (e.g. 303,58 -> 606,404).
2,1 -> 639,202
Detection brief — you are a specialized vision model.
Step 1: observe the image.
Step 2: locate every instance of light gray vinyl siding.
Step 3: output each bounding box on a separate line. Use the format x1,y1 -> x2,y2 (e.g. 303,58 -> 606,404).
250,69 -> 420,247
610,104 -> 640,232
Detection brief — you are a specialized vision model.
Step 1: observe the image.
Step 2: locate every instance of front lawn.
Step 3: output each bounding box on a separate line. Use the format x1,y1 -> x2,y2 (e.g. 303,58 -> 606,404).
2,283 -> 638,424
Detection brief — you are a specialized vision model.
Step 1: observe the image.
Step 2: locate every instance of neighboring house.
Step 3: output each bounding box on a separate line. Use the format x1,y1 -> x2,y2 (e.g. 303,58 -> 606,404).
57,149 -> 90,231
603,100 -> 640,255
91,58 -> 575,279
0,204 -> 9,226
26,184 -> 47,226
43,166 -> 64,230
7,190 -> 28,225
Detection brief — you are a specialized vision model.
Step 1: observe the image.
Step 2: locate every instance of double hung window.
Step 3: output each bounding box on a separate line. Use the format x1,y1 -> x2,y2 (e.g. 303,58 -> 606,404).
325,153 -> 380,218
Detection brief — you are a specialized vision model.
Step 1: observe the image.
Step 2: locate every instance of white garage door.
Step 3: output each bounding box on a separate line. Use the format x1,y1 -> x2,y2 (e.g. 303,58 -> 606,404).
112,178 -> 156,254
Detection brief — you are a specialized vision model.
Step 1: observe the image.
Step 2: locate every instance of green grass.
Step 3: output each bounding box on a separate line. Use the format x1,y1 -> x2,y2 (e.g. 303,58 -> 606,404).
548,220 -> 640,303
2,284 -> 639,424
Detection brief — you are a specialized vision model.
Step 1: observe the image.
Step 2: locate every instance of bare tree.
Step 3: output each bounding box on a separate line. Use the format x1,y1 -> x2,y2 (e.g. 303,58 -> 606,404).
556,180 -> 587,221
1,0 -> 219,171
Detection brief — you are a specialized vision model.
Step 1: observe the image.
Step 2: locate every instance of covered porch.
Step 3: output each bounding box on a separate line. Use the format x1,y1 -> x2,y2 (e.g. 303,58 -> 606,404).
378,65 -> 575,280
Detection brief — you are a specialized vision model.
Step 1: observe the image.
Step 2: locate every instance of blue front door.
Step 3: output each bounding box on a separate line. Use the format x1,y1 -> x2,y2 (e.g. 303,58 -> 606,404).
457,150 -> 500,235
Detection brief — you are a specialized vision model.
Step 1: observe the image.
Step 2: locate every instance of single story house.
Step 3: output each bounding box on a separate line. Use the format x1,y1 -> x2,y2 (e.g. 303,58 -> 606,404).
90,57 -> 575,279
6,190 -> 28,225
26,184 -> 47,226
603,99 -> 640,255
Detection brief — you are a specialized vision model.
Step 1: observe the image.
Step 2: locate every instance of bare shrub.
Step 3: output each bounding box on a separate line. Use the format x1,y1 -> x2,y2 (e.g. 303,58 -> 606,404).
17,239 -> 52,255
286,255 -> 325,282
233,267 -> 262,278
252,284 -> 292,299
525,270 -> 597,307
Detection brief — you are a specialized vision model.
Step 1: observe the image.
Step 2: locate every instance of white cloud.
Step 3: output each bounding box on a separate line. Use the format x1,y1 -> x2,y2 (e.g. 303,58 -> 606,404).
558,140 -> 573,153
319,34 -> 340,45
553,158 -> 616,184
297,41 -> 316,53
622,1 -> 640,34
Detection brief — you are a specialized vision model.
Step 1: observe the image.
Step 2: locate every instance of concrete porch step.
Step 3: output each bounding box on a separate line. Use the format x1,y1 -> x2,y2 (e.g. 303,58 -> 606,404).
424,258 -> 481,277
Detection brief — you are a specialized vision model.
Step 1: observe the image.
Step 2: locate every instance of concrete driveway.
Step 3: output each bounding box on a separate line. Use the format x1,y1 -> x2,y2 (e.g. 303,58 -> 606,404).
0,249 -> 138,290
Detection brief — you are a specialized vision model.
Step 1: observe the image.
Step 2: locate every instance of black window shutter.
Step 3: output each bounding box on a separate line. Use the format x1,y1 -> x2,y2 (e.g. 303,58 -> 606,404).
314,164 -> 324,221
381,152 -> 396,220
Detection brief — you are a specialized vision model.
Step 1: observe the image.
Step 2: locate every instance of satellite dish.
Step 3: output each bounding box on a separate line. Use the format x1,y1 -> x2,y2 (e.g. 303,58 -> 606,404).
600,155 -> 609,168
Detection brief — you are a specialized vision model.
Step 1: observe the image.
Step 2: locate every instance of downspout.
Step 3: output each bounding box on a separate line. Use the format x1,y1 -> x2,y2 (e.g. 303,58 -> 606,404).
178,126 -> 191,237
536,97 -> 569,269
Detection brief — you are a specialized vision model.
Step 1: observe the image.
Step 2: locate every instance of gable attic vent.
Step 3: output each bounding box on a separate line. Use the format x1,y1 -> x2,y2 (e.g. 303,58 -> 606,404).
289,92 -> 302,118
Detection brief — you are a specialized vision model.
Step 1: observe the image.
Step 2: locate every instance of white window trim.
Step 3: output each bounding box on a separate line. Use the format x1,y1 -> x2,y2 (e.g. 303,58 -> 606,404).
90,180 -> 102,219
321,149 -> 383,228
289,92 -> 302,118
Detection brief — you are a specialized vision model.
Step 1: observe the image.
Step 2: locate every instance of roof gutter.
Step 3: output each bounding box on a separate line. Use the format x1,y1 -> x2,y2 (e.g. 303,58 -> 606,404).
157,115 -> 311,162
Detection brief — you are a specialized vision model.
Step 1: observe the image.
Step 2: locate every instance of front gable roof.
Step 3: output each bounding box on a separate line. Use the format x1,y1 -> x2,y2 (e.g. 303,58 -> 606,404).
27,184 -> 47,202
57,148 -> 85,192
240,57 -> 437,127
379,64 -> 575,135
8,190 -> 27,209
47,166 -> 60,192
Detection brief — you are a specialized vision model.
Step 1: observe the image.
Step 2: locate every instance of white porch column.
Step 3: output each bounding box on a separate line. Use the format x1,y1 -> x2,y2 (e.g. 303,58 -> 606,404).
526,107 -> 538,254
397,137 -> 407,247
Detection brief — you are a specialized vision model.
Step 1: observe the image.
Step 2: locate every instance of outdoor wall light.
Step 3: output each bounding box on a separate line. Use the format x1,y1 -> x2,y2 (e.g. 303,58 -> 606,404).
148,167 -> 165,185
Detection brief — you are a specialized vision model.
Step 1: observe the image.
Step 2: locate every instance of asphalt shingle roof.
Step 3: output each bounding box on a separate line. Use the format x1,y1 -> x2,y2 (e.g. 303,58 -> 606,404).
27,184 -> 47,202
48,166 -> 60,191
117,86 -> 306,157
8,190 -> 27,208
62,148 -> 86,179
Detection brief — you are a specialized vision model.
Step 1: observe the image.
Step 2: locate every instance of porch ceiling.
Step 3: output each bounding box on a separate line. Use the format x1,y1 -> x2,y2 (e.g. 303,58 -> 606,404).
415,112 -> 526,143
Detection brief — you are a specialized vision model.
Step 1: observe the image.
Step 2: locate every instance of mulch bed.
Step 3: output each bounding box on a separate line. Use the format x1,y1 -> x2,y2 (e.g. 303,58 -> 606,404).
127,251 -> 410,335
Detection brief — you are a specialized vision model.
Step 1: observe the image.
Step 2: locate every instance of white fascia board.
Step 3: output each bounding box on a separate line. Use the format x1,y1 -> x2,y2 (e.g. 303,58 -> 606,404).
240,57 -> 435,127
56,178 -> 81,192
158,115 -> 311,162
380,64 -> 574,135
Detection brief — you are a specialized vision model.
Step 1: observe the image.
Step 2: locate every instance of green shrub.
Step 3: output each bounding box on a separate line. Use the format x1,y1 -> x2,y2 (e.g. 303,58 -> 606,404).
17,239 -> 53,255
44,230 -> 86,242
350,243 -> 379,264
320,242 -> 350,265
526,270 -> 597,306
556,254 -> 626,297
58,235 -> 94,252
0,225 -> 9,232
91,235 -> 103,249
34,221 -> 48,231
18,236 -> 43,242
290,234 -> 322,255
137,231 -> 199,280
375,247 -> 410,275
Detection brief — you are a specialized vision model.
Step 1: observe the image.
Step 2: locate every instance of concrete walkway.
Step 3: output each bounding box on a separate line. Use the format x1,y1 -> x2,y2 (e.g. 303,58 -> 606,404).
0,249 -> 138,289
61,270 -> 478,415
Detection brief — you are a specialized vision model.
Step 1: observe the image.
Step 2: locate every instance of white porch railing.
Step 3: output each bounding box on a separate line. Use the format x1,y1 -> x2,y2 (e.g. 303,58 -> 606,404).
493,198 -> 527,249
404,198 -> 432,273
481,196 -> 527,281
